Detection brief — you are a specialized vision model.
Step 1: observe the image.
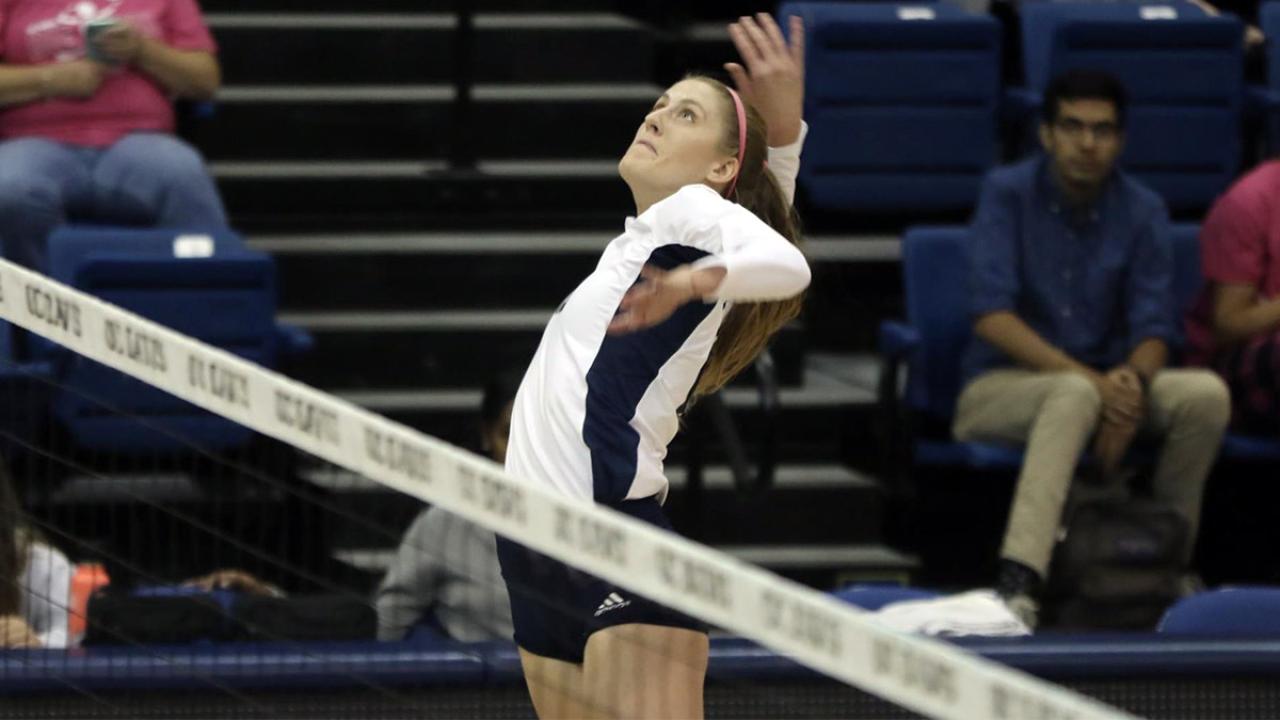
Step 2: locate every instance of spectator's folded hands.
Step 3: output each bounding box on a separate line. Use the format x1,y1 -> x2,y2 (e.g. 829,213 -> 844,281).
1099,366 -> 1144,425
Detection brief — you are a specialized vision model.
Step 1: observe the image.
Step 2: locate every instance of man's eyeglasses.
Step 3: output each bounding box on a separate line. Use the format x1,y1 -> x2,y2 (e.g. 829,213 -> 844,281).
1053,118 -> 1121,142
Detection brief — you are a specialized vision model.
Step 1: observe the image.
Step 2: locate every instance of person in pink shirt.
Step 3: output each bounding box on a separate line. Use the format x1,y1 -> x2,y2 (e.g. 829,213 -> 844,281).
1186,161 -> 1280,431
0,0 -> 225,271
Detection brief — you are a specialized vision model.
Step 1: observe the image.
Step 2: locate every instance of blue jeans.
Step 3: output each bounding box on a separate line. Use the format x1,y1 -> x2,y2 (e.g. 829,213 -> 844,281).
0,133 -> 227,270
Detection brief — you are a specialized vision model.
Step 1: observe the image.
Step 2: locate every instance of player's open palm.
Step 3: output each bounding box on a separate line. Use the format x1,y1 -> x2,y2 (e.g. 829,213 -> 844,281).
724,13 -> 805,147
608,265 -> 690,335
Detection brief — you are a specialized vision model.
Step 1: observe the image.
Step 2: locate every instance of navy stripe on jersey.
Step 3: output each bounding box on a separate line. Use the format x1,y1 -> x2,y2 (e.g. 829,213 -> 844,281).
582,245 -> 713,502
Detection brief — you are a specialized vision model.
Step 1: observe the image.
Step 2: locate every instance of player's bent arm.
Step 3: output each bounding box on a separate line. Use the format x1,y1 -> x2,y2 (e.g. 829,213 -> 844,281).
688,211 -> 810,302
766,121 -> 807,207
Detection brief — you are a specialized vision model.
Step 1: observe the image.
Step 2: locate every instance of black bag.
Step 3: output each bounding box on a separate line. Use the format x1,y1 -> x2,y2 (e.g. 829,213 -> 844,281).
1044,498 -> 1189,631
235,595 -> 376,642
85,591 -> 235,645
86,590 -> 376,645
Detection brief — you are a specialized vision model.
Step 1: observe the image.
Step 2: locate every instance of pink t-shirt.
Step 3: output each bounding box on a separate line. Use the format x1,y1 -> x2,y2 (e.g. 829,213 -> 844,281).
1185,161 -> 1280,366
0,0 -> 216,146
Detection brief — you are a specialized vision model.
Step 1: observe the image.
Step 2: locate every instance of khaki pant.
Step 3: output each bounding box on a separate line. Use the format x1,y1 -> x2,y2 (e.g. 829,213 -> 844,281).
953,369 -> 1230,577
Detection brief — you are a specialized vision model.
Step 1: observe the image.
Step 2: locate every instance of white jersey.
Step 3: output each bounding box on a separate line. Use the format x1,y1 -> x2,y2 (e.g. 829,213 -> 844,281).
506,127 -> 810,504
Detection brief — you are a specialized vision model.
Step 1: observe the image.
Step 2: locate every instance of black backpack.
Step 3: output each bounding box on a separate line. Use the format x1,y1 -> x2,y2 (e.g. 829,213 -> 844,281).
1044,497 -> 1189,631
86,590 -> 376,645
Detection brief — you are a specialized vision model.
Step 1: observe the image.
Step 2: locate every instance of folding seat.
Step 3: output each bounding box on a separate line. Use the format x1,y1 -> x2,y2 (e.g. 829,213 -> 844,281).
37,227 -> 310,452
778,2 -> 1002,212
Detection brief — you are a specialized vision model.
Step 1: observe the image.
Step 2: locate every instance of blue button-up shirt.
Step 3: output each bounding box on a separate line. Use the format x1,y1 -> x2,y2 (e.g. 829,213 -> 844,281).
961,155 -> 1175,382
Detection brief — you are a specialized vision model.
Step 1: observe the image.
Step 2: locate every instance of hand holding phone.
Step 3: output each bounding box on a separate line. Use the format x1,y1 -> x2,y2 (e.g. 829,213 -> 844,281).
85,18 -> 142,65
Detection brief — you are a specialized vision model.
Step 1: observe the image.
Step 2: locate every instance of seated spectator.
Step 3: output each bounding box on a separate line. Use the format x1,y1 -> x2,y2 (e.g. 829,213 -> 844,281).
0,464 -> 70,648
1187,161 -> 1280,433
375,371 -> 519,643
953,70 -> 1230,627
0,0 -> 226,271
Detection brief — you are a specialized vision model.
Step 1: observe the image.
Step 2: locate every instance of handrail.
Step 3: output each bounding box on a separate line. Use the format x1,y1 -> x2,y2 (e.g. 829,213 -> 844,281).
682,347 -> 781,534
449,1 -> 475,170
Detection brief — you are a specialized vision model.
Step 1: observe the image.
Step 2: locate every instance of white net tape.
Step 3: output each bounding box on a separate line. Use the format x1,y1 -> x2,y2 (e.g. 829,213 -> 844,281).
0,258 -> 1138,720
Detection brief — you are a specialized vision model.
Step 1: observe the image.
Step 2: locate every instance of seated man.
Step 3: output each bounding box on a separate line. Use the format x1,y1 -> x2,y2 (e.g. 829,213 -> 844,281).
1186,161 -> 1280,433
375,372 -> 518,643
954,70 -> 1230,626
0,0 -> 226,271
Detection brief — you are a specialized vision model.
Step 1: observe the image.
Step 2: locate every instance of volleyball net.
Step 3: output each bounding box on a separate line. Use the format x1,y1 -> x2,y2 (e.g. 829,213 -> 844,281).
0,255 -> 1138,720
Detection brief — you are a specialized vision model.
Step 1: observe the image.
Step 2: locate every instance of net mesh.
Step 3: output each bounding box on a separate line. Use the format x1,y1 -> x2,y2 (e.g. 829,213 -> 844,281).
0,257 -> 1138,720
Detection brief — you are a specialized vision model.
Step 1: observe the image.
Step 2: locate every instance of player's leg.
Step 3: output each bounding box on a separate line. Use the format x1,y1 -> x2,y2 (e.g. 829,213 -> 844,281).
497,535 -> 600,719
582,622 -> 709,719
517,647 -> 597,719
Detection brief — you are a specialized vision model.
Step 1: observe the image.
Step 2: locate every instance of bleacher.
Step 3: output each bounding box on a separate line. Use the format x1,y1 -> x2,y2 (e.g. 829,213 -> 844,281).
6,0 -> 1280,716
15,0 -> 1280,610
189,0 -> 907,590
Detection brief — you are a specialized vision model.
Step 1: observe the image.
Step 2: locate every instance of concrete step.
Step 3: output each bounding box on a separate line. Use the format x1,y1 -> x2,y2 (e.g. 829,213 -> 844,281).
716,544 -> 918,589
309,462 -> 886,548
196,84 -> 657,160
276,308 -> 806,389
323,355 -> 876,464
209,15 -> 454,85
249,230 -> 902,353
334,542 -> 917,592
248,231 -> 898,311
214,161 -> 631,232
206,12 -> 652,85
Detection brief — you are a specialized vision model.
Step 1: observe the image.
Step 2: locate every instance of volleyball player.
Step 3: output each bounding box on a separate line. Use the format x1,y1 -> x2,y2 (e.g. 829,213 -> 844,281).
497,14 -> 810,720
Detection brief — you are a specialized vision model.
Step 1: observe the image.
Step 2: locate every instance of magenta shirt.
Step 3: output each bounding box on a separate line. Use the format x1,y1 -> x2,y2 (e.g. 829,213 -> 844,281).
0,0 -> 216,147
1186,161 -> 1280,366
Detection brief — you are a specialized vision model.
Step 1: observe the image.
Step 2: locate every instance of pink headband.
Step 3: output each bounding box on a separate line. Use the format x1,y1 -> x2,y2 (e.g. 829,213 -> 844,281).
724,86 -> 747,199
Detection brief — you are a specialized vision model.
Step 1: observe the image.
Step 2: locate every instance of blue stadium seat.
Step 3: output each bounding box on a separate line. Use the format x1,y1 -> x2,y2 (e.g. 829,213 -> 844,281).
1159,587 -> 1280,635
43,226 -> 314,360
1014,1 -> 1244,211
878,226 -> 1026,472
35,226 -> 311,453
831,583 -> 941,610
777,2 -> 1001,212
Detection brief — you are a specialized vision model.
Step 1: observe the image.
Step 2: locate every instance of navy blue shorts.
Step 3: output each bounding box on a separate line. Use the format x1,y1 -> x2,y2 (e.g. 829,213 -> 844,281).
495,496 -> 707,664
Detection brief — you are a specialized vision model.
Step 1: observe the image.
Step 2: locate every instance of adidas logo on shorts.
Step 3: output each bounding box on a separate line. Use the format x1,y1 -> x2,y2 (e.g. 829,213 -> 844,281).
594,592 -> 631,617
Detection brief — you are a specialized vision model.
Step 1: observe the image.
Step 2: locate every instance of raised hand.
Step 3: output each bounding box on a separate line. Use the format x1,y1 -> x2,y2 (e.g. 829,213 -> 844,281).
724,14 -> 805,147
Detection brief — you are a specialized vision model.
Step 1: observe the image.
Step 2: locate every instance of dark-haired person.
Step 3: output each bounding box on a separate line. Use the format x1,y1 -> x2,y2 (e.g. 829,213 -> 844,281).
0,464 -> 69,648
497,14 -> 810,720
953,69 -> 1229,628
374,371 -> 519,643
